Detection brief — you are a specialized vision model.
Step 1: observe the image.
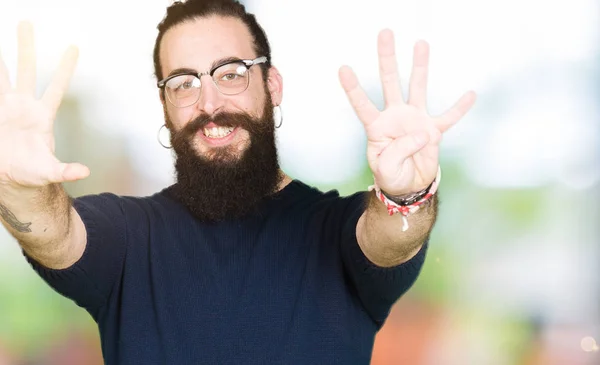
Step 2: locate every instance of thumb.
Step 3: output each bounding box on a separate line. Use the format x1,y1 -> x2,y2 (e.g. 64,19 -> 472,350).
380,131 -> 430,163
48,162 -> 91,183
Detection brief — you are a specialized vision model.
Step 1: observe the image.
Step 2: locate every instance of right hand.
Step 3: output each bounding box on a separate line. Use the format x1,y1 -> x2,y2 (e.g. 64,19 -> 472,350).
0,21 -> 90,188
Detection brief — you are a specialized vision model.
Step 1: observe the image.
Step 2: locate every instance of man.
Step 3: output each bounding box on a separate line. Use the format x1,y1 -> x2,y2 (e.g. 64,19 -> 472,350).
0,0 -> 475,364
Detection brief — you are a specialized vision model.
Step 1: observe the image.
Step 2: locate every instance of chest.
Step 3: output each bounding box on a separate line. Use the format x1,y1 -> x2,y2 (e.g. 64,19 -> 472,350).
104,208 -> 375,364
124,217 -> 349,322
113,219 -> 365,360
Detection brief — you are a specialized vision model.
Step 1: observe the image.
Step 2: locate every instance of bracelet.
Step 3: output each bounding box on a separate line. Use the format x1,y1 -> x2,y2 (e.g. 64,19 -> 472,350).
368,166 -> 441,232
381,179 -> 435,206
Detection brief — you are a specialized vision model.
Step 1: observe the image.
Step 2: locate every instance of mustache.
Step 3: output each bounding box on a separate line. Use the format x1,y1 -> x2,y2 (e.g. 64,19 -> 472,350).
187,112 -> 244,132
173,112 -> 253,141
172,109 -> 273,145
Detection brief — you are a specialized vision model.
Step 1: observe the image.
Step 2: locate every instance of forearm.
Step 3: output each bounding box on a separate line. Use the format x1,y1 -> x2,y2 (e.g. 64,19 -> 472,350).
356,192 -> 438,268
0,183 -> 80,266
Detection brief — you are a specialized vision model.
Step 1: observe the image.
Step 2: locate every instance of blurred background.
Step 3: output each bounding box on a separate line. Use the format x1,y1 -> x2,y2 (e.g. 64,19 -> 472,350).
0,0 -> 598,364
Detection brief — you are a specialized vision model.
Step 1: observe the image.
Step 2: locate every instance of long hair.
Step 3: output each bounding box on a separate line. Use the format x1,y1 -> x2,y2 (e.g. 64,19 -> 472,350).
153,0 -> 272,82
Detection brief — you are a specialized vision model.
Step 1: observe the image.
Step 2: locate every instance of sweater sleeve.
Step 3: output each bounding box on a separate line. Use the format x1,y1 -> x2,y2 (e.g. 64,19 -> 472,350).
23,193 -> 128,314
339,192 -> 428,328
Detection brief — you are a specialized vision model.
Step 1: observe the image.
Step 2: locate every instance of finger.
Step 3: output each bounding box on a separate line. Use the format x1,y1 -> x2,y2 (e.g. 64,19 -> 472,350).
378,29 -> 404,107
16,21 -> 36,95
435,90 -> 477,132
0,50 -> 11,94
407,40 -> 430,108
48,162 -> 90,184
339,65 -> 380,125
381,130 -> 430,165
42,46 -> 79,113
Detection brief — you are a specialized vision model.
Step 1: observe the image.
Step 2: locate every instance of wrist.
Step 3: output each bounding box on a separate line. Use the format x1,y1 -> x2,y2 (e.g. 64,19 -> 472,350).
368,166 -> 441,231
379,180 -> 435,206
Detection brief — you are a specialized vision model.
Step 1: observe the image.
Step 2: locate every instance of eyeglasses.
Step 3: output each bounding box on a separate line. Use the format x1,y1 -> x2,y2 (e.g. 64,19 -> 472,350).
157,56 -> 268,108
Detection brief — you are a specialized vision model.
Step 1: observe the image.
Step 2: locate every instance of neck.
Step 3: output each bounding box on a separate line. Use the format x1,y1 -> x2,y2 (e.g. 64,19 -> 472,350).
277,171 -> 293,191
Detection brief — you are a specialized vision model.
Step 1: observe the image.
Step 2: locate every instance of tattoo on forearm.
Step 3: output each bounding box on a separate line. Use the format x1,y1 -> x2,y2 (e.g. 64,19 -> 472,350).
0,203 -> 32,233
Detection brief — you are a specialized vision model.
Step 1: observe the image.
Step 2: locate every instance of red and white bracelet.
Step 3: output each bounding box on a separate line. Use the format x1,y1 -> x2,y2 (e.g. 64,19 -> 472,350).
368,166 -> 441,232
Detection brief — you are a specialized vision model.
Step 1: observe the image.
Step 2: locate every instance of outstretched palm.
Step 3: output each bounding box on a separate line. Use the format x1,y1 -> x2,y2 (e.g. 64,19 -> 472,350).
0,22 -> 88,188
339,29 -> 476,196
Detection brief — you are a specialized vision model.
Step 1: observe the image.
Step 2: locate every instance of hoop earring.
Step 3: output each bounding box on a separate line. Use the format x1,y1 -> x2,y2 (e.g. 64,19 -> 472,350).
274,105 -> 283,128
157,124 -> 172,149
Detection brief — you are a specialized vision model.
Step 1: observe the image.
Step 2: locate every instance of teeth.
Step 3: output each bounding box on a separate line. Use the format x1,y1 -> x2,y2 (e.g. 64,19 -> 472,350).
203,126 -> 234,138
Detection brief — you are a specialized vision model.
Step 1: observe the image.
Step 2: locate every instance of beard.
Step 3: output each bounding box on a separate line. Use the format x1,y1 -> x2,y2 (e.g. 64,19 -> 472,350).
167,97 -> 282,223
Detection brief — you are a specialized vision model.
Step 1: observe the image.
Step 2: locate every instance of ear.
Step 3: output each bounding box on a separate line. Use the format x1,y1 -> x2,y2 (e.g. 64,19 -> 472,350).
159,90 -> 173,130
266,66 -> 283,106
159,89 -> 166,106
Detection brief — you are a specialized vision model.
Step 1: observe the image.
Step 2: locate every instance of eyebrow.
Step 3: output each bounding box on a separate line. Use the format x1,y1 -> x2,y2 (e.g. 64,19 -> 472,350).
166,56 -> 244,78
166,67 -> 197,78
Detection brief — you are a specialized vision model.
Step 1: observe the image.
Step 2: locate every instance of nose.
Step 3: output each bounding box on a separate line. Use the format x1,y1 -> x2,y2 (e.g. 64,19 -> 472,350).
195,75 -> 224,115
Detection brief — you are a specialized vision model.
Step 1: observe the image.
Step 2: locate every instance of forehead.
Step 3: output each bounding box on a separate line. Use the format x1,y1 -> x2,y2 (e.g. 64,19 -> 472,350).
160,16 -> 255,75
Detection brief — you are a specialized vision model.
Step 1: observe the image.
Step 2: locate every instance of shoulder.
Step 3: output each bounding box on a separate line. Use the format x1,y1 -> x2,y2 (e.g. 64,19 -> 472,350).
71,185 -> 189,221
280,179 -> 369,218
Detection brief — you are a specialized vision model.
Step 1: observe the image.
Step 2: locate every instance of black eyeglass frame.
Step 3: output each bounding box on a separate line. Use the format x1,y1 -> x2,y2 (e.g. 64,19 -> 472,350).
156,56 -> 268,90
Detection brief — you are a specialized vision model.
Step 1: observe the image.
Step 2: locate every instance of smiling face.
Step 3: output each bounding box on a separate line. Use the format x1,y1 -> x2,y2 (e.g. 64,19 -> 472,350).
158,15 -> 285,222
160,15 -> 281,159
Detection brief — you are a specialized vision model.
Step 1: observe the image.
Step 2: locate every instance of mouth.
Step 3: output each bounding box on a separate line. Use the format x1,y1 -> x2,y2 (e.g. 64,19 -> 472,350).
197,125 -> 240,147
202,125 -> 235,139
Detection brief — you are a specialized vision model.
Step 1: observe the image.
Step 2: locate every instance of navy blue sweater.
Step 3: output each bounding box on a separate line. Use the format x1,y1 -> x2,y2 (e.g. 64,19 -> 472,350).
25,180 -> 427,364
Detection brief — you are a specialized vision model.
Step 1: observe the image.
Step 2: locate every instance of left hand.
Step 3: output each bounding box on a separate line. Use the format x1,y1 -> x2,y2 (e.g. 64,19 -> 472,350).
339,29 -> 476,196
